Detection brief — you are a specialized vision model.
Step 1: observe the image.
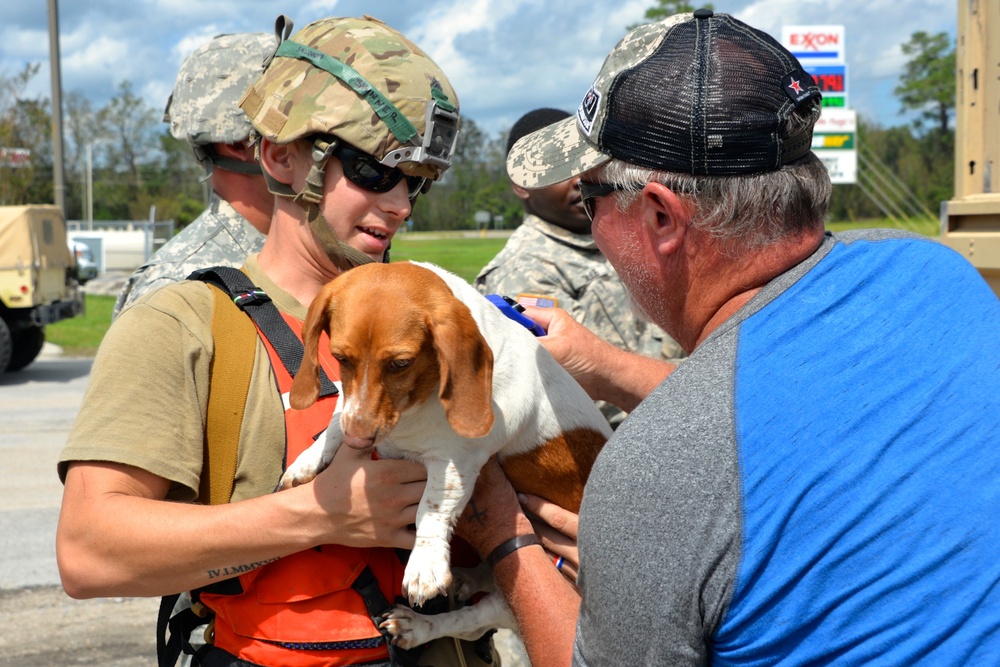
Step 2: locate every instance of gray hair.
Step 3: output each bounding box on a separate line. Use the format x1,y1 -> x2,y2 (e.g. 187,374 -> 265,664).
597,112 -> 832,252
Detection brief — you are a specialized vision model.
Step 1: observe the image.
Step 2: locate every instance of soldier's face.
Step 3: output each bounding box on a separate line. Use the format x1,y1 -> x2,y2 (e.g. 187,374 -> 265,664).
318,152 -> 411,262
523,177 -> 591,234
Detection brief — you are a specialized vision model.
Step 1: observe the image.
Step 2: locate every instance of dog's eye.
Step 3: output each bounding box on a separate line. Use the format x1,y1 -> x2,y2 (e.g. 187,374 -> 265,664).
388,359 -> 413,371
333,354 -> 351,369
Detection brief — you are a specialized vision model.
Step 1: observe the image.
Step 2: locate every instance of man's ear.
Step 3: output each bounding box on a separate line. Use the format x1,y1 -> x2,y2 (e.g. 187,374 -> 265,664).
213,141 -> 256,163
259,138 -> 298,186
511,182 -> 531,202
639,182 -> 689,258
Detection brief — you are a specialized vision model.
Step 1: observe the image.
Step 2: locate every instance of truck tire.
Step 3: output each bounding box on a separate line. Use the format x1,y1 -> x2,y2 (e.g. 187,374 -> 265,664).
7,325 -> 45,372
0,319 -> 12,373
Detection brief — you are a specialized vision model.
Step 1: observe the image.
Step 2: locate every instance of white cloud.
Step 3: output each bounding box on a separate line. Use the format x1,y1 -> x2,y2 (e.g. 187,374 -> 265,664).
0,0 -> 959,136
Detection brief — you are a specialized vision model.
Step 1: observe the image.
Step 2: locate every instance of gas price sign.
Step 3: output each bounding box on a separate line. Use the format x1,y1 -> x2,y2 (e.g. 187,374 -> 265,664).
807,65 -> 847,94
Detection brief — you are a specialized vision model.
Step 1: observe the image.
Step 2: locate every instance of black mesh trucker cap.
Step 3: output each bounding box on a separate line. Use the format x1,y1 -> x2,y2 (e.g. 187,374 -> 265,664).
507,10 -> 822,188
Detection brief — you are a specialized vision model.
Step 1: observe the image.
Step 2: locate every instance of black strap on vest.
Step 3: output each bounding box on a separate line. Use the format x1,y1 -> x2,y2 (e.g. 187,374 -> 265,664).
158,593 -> 210,666
188,266 -> 338,397
351,565 -> 422,667
157,266 -> 342,667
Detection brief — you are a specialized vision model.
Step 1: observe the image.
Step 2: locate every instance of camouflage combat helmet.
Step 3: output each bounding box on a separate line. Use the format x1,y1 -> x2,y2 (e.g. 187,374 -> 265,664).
239,15 -> 461,270
241,15 -> 459,181
165,32 -> 277,174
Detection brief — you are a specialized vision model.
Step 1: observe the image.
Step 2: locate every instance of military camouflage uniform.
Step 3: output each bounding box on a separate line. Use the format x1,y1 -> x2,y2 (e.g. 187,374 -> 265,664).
112,194 -> 264,319
475,214 -> 684,425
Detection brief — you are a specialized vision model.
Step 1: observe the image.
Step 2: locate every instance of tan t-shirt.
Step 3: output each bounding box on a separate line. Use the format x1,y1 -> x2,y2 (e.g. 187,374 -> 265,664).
59,255 -> 306,502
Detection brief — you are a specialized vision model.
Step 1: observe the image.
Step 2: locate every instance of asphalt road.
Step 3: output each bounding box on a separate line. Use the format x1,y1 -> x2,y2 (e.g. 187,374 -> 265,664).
0,349 -> 528,666
0,351 -> 160,665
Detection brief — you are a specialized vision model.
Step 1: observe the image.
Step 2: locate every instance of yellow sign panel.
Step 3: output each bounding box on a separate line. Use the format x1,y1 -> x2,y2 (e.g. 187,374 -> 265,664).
812,133 -> 855,149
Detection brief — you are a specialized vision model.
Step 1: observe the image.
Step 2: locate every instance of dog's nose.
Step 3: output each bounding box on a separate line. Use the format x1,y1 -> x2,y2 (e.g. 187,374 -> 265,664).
343,434 -> 376,451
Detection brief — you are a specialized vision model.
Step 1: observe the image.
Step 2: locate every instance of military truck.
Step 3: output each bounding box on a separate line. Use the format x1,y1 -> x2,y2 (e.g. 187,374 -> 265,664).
940,1 -> 1000,297
0,205 -> 85,372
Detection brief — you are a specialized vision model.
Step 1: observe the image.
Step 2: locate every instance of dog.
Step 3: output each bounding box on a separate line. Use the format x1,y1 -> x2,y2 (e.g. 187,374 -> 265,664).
282,260 -> 611,648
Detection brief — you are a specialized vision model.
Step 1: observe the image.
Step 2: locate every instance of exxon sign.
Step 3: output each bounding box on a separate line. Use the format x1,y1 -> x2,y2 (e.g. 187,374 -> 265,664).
781,25 -> 845,65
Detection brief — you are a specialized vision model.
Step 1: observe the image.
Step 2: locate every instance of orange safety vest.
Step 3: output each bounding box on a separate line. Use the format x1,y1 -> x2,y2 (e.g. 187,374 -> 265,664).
191,268 -> 407,667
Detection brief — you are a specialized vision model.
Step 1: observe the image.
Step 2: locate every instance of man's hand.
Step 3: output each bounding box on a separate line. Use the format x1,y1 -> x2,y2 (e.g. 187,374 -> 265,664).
520,493 -> 580,584
311,443 -> 426,550
524,306 -> 614,400
526,305 -> 675,413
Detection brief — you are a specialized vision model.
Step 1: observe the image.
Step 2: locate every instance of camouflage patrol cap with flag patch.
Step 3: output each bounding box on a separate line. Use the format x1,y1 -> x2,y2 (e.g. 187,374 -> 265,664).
165,32 -> 277,146
239,15 -> 459,180
507,10 -> 822,189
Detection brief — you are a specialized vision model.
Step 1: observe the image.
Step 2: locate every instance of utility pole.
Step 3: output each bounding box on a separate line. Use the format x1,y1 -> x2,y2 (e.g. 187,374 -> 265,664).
47,0 -> 66,215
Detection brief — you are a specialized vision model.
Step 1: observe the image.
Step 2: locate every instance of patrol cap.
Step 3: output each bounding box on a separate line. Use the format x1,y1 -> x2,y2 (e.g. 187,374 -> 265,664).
508,10 -> 822,188
165,32 -> 277,146
506,108 -> 570,157
239,15 -> 460,180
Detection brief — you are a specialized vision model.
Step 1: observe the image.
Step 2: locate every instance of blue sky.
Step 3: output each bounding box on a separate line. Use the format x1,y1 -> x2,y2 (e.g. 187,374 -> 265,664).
1,0 -> 955,139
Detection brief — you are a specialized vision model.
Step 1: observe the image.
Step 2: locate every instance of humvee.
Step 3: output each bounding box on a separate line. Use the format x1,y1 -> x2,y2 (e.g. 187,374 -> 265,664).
0,205 -> 85,372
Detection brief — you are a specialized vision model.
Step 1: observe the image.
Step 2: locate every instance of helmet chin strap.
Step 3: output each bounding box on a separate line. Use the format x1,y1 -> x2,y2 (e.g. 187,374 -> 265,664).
260,137 -> 376,273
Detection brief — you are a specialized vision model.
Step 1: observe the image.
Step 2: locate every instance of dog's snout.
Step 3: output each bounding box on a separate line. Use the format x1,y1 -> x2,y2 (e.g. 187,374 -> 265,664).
343,434 -> 377,451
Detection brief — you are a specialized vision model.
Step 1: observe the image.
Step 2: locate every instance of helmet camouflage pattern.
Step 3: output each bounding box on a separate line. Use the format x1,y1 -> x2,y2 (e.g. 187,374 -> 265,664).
165,32 -> 277,146
239,15 -> 460,180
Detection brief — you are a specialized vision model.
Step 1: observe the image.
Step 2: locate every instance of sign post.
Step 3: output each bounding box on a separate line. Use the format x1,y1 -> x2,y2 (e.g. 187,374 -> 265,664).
781,25 -> 856,185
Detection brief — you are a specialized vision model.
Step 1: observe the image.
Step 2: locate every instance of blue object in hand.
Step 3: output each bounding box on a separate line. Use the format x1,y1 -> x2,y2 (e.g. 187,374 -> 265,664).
485,294 -> 546,336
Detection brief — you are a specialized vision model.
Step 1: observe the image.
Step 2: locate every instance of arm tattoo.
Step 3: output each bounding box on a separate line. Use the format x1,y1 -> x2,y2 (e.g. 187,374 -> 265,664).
466,498 -> 488,526
206,557 -> 280,580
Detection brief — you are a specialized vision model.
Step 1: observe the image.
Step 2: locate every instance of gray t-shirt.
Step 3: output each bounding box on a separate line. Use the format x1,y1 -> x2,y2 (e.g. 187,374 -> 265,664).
574,230 -> 1000,665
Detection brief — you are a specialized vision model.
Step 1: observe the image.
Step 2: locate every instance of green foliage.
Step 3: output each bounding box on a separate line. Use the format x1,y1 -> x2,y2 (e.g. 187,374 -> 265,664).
894,31 -> 956,136
412,118 -> 521,231
629,0 -> 712,29
828,118 -> 953,222
0,63 -> 49,206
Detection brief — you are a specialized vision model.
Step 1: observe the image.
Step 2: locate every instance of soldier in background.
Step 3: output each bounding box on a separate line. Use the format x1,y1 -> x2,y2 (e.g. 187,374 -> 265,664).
475,107 -> 684,426
112,33 -> 277,319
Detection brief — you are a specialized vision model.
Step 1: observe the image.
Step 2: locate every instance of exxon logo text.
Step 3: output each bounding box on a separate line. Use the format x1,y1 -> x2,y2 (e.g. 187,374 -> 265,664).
789,32 -> 840,50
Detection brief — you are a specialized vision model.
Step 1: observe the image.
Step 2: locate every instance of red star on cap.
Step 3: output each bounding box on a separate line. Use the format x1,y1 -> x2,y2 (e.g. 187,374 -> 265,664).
788,78 -> 803,94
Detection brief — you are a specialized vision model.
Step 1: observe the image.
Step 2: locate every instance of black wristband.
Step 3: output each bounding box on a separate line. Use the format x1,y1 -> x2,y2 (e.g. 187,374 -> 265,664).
486,534 -> 540,569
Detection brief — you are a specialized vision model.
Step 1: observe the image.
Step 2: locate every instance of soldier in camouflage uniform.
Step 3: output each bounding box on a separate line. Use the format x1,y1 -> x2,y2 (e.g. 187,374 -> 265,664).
112,33 -> 277,319
59,16 -> 488,667
475,108 -> 684,426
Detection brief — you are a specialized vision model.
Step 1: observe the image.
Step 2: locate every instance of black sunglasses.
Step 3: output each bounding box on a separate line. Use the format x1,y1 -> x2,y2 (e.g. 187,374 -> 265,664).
333,143 -> 426,201
578,180 -> 633,221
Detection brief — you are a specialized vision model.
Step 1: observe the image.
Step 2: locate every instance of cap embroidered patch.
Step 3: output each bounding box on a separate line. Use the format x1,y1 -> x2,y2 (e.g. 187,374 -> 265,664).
578,87 -> 601,136
516,294 -> 558,309
782,71 -> 818,105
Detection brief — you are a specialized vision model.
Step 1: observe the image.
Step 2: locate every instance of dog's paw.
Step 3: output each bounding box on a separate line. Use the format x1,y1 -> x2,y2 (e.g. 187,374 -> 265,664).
403,542 -> 452,607
380,605 -> 441,649
276,430 -> 334,490
452,563 -> 495,602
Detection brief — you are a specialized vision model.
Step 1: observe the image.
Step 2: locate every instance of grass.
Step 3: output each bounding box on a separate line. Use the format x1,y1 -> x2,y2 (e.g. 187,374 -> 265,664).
45,234 -> 509,357
43,218 -> 940,358
826,216 -> 939,238
390,233 -> 507,282
47,293 -> 117,356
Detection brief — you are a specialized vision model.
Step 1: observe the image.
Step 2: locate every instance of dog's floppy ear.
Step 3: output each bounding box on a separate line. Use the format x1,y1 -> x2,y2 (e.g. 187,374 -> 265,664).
289,283 -> 336,410
430,301 -> 494,438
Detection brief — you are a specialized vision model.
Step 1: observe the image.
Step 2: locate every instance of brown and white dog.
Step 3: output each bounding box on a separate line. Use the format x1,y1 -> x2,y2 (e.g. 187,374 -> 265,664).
282,260 -> 610,648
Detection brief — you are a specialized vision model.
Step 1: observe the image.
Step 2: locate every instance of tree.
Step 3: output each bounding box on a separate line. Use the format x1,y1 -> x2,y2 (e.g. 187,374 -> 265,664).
414,118 -> 520,231
894,31 -> 956,136
0,64 -> 50,206
95,81 -> 161,219
630,0 -> 713,29
63,91 -> 106,219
